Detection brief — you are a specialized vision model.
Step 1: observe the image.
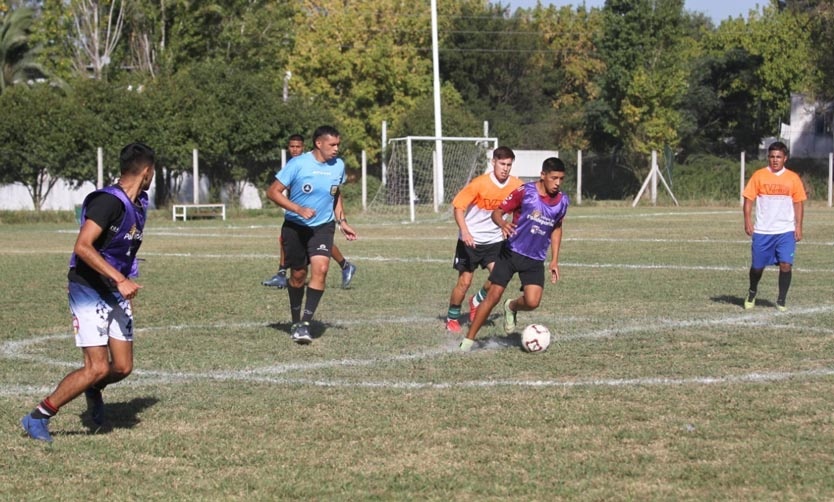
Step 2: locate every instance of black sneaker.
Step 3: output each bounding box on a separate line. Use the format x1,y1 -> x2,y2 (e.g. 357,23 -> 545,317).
291,321 -> 312,344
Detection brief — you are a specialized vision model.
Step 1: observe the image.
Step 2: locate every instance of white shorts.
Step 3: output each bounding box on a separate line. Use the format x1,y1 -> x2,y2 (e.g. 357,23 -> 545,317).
68,281 -> 134,348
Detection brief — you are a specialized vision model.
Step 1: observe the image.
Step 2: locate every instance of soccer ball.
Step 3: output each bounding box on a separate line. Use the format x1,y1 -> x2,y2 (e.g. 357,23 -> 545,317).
521,324 -> 551,353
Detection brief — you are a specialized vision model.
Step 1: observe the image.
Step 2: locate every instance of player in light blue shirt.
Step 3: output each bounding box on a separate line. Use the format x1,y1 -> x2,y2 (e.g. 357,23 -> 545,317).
266,126 -> 358,344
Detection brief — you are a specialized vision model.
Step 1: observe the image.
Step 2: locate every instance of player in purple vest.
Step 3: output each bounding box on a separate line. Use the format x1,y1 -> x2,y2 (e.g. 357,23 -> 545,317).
21,143 -> 156,442
459,157 -> 569,351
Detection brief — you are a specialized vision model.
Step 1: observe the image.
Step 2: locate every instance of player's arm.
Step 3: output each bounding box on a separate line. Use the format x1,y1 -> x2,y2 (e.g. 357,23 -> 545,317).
267,179 -> 314,220
548,221 -> 563,284
794,200 -> 804,242
454,207 -> 475,247
333,189 -> 357,241
742,197 -> 754,236
73,219 -> 142,299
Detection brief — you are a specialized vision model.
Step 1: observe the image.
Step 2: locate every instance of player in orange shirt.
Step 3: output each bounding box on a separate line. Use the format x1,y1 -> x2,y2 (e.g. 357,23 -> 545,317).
742,141 -> 807,311
444,146 -> 522,332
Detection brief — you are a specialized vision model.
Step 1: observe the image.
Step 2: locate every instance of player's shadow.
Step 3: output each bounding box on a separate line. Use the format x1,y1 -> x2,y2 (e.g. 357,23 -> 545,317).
78,396 -> 158,434
711,294 -> 776,309
268,320 -> 329,340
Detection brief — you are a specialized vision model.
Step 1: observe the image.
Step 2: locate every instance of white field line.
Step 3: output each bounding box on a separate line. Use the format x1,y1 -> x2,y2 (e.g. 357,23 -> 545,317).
2,306 -> 833,396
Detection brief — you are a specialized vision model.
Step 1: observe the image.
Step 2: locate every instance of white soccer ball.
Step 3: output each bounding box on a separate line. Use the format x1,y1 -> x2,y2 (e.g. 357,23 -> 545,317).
521,324 -> 551,353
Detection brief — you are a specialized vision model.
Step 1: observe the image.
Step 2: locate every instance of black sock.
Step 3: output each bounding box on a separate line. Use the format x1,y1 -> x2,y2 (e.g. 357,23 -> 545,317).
778,270 -> 792,304
748,268 -> 763,295
337,258 -> 347,269
288,286 -> 304,323
302,288 -> 324,322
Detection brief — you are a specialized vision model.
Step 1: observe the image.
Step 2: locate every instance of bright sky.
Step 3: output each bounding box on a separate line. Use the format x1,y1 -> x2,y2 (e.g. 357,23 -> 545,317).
503,1 -> 768,23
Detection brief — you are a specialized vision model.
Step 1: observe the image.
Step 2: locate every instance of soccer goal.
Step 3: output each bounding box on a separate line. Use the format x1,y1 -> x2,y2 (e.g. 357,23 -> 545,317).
368,136 -> 498,222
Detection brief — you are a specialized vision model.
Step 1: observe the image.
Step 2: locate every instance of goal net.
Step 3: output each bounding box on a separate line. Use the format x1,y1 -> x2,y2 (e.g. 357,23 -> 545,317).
367,136 -> 498,222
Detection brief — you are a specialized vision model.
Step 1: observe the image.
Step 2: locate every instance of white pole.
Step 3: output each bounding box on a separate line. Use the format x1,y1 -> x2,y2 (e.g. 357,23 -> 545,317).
381,120 -> 388,187
281,149 -> 286,169
361,150 -> 367,211
193,149 -> 199,204
430,0 -> 444,204
828,152 -> 833,208
483,121 -> 489,138
432,149 -> 440,213
740,151 -> 746,206
576,150 -> 582,206
96,147 -> 104,189
407,138 -> 416,223
651,150 -> 658,206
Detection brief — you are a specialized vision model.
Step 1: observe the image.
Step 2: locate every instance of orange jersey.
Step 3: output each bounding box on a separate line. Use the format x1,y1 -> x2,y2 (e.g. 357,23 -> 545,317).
452,173 -> 522,244
742,167 -> 806,234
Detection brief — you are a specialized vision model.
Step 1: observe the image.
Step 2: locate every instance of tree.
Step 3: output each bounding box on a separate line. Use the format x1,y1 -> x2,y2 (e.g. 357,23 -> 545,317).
0,84 -> 99,209
69,0 -> 126,80
0,5 -> 48,94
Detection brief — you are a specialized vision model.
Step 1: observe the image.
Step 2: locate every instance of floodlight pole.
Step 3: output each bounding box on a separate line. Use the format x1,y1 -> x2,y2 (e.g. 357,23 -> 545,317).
740,151 -> 746,206
193,149 -> 199,204
430,0 -> 444,206
828,152 -> 832,208
576,150 -> 582,205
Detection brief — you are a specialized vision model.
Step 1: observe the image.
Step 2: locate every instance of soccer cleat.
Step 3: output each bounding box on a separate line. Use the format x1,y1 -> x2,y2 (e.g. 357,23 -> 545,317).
503,298 -> 517,334
21,414 -> 53,443
743,291 -> 756,310
85,388 -> 104,426
459,338 -> 475,352
445,319 -> 462,333
262,270 -> 288,288
468,296 -> 478,323
291,321 -> 312,344
341,262 -> 357,289
776,300 -> 787,312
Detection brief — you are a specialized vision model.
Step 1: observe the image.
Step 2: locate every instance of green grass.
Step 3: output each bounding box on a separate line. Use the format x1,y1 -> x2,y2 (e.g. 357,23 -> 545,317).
2,205 -> 834,500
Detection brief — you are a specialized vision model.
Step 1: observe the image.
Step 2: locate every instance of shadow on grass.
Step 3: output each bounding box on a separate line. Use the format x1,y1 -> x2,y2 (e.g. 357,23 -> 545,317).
78,396 -> 159,435
711,294 -> 776,309
267,320 -> 329,339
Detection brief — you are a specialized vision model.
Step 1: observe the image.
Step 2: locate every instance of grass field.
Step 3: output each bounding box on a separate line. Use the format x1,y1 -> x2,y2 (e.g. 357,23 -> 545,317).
1,205 -> 833,500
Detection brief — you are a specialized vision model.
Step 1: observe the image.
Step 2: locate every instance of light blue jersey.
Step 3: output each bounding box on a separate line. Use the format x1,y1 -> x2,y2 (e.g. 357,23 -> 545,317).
276,151 -> 345,227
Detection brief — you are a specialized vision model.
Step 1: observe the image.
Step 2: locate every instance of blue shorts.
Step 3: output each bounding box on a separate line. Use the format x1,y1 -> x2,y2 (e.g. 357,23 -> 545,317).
751,232 -> 796,269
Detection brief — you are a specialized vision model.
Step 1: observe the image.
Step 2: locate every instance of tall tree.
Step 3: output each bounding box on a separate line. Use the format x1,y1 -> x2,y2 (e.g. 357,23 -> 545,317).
0,5 -> 48,94
69,0 -> 126,80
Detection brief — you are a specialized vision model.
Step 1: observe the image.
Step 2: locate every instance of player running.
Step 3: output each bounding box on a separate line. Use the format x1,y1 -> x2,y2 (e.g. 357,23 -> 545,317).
444,146 -> 522,332
459,157 -> 569,351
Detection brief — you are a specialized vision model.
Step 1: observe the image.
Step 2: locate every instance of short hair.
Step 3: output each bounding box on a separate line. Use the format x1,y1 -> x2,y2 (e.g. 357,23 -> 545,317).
120,142 -> 155,175
768,141 -> 789,156
492,146 -> 515,160
541,157 -> 565,173
313,125 -> 340,143
288,134 -> 304,143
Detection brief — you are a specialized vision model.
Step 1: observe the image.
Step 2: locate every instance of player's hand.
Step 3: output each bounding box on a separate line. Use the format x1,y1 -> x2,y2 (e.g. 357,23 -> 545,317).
795,228 -> 803,242
500,222 -> 516,239
461,232 -> 475,248
744,220 -> 754,236
117,278 -> 142,300
296,206 -> 316,220
340,222 -> 358,241
549,263 -> 560,284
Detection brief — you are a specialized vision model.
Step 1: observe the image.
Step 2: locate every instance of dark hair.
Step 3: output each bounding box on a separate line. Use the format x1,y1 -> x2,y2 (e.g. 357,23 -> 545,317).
313,125 -> 340,143
288,134 -> 304,143
768,141 -> 789,156
492,146 -> 515,160
541,157 -> 565,173
120,142 -> 155,175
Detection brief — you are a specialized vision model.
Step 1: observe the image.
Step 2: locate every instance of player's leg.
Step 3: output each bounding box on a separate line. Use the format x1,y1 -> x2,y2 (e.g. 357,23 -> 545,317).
469,242 -> 503,322
504,255 -> 546,333
448,240 -> 475,332
746,233 -> 774,309
263,235 -> 288,288
332,244 -> 356,289
447,270 -> 473,333
774,231 -> 797,311
282,223 -> 309,327
460,252 -> 514,351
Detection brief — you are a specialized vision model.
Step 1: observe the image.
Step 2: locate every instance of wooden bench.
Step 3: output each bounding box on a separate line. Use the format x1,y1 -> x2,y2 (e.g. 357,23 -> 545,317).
172,204 -> 226,221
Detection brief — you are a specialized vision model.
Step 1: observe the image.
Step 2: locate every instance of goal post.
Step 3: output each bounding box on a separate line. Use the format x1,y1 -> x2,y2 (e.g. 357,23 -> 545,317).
369,136 -> 498,222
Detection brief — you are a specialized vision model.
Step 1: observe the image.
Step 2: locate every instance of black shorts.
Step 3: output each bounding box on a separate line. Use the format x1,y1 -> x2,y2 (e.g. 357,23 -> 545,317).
281,220 -> 336,269
453,240 -> 503,273
488,246 -> 544,288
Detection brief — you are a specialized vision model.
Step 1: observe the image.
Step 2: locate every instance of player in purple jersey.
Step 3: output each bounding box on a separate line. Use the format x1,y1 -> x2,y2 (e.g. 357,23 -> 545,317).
459,157 -> 568,351
21,143 -> 156,442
